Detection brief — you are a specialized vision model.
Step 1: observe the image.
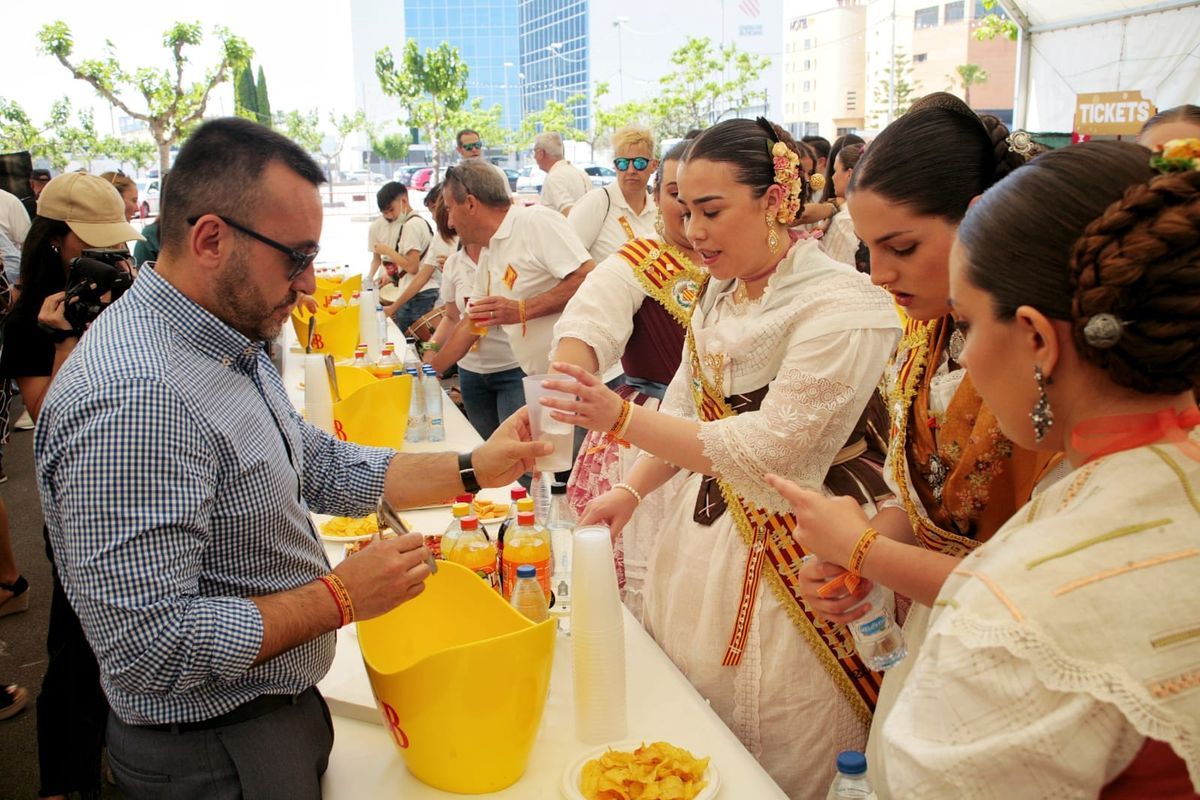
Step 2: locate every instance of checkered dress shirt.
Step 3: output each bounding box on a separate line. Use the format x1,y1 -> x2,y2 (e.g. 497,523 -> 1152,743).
36,266 -> 395,725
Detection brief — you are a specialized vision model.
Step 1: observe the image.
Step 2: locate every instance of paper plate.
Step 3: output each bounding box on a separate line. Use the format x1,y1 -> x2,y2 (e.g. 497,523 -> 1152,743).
561,740 -> 720,800
316,514 -> 382,543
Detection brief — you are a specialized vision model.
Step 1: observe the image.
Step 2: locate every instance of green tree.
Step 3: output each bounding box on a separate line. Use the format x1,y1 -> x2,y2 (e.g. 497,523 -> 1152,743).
589,81 -> 648,155
0,96 -> 72,168
371,131 -> 411,162
516,94 -> 587,150
948,63 -> 990,107
375,40 -> 469,176
38,20 -> 253,173
444,98 -> 509,159
648,37 -> 770,139
974,0 -> 1019,41
280,109 -> 368,204
104,136 -> 158,172
235,64 -> 258,121
871,50 -> 921,126
56,107 -> 105,170
255,66 -> 273,128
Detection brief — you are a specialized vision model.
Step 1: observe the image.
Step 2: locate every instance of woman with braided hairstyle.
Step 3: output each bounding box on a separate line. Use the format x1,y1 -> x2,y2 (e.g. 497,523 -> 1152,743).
541,118 -> 901,797
778,138 -> 1200,797
756,93 -> 1063,793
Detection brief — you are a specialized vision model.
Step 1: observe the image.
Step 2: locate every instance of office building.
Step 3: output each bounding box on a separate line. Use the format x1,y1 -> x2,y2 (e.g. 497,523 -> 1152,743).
783,0 -> 869,139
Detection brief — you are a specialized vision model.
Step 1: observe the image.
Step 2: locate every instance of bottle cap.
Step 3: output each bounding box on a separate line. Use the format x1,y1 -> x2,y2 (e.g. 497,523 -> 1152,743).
510,487 -> 528,500
516,497 -> 534,513
550,481 -> 567,495
835,751 -> 867,777
451,502 -> 470,517
517,511 -> 535,525
456,493 -> 474,504
516,564 -> 536,579
460,515 -> 479,531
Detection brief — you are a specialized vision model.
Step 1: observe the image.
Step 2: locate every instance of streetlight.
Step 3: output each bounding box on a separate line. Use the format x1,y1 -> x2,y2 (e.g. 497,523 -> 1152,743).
613,17 -> 630,104
548,42 -> 563,105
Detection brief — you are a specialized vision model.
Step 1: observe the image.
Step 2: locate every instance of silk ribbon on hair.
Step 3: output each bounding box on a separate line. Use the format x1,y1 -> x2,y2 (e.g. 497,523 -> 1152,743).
1072,407 -> 1200,464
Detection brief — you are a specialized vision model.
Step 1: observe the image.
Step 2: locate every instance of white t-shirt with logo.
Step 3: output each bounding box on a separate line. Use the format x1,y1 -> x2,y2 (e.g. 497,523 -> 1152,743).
472,205 -> 591,376
567,182 -> 657,264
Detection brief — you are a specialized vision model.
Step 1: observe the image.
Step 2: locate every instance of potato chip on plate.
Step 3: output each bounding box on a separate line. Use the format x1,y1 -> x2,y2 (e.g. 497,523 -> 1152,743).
563,740 -> 717,800
319,513 -> 382,542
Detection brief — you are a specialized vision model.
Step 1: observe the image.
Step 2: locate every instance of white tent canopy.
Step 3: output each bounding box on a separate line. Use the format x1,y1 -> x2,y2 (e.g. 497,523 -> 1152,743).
995,0 -> 1200,131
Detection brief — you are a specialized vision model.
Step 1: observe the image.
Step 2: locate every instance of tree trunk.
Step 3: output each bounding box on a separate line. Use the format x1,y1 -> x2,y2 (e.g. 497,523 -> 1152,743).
158,139 -> 171,176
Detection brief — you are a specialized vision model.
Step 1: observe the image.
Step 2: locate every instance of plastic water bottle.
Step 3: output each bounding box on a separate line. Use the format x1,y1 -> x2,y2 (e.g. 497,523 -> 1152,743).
532,471 -> 552,527
510,564 -> 549,623
827,751 -> 877,799
422,365 -> 445,442
405,367 -> 426,442
547,481 -> 574,628
376,305 -> 387,344
847,585 -> 907,671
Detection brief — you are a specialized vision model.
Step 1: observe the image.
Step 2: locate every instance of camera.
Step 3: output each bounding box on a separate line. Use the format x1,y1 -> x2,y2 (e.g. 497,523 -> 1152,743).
62,251 -> 134,335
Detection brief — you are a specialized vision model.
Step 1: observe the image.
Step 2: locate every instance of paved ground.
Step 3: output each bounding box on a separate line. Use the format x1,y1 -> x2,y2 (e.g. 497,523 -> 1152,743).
0,199 -> 394,799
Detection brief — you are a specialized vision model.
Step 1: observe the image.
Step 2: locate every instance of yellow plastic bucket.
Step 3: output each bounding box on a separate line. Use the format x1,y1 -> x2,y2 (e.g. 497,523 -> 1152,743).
331,370 -> 411,449
290,304 -> 360,360
358,560 -> 557,794
314,273 -> 362,305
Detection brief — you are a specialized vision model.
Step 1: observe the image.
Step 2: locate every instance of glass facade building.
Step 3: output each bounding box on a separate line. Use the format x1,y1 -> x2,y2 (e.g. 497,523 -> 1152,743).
518,0 -> 590,131
403,0 -> 523,131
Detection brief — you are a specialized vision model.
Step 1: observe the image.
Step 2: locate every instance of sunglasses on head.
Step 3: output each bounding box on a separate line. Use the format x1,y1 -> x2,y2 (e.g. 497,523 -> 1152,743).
188,214 -> 319,282
460,141 -> 483,152
614,157 -> 650,172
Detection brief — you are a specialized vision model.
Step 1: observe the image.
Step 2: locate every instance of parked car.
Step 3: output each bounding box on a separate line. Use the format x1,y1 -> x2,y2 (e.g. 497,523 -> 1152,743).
580,164 -> 617,187
393,166 -> 423,186
502,168 -> 520,192
134,178 -> 161,219
343,169 -> 384,185
515,165 -> 545,193
410,167 -> 436,191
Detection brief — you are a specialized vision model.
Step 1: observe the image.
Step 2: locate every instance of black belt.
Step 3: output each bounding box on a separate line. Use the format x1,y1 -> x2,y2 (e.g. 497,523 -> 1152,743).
137,688 -> 312,734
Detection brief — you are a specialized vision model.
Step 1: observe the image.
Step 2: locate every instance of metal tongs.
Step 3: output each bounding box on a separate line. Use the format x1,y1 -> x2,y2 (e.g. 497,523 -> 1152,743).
377,495 -> 438,574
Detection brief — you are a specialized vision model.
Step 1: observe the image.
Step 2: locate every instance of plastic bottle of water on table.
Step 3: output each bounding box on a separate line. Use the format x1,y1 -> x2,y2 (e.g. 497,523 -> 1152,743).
404,366 -> 426,443
827,751 -> 877,799
421,365 -> 444,442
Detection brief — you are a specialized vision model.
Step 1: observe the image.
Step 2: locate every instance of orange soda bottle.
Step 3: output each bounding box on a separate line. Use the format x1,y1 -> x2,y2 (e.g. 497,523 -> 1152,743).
370,345 -> 398,379
447,516 -> 499,592
501,511 -> 551,602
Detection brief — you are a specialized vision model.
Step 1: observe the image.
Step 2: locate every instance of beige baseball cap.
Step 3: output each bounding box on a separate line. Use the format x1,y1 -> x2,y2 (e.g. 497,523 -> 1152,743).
37,172 -> 144,246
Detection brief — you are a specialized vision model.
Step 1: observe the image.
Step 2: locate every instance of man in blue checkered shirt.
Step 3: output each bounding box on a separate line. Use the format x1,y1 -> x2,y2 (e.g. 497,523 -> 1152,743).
34,118 -> 550,799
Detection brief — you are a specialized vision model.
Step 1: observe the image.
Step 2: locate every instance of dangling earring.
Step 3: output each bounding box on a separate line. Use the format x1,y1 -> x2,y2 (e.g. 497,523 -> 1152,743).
1030,365 -> 1054,443
654,208 -> 665,239
766,210 -> 781,254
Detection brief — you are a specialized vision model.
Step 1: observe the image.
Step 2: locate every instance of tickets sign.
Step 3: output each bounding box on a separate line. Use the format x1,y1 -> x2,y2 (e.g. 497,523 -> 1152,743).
1074,90 -> 1157,136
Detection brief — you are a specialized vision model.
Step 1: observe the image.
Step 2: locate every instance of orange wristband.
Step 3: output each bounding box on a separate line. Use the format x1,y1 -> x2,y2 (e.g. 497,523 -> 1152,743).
518,299 -> 527,336
319,574 -> 355,627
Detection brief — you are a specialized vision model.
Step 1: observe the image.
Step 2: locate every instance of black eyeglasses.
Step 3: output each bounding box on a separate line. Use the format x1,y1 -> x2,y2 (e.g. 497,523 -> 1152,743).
188,214 -> 319,281
614,157 -> 651,172
460,141 -> 484,152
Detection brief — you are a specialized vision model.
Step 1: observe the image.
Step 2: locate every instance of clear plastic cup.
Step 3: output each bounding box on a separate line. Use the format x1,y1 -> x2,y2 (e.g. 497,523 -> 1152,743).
467,297 -> 490,337
522,374 -> 576,472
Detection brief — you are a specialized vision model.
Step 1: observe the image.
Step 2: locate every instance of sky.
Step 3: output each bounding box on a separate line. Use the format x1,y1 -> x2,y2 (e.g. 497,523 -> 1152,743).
3,0 -> 361,137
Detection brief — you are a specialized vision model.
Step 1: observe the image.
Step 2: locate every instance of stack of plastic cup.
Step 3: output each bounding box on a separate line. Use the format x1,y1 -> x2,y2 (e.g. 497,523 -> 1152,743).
303,353 -> 335,434
571,525 -> 627,743
358,285 -> 382,361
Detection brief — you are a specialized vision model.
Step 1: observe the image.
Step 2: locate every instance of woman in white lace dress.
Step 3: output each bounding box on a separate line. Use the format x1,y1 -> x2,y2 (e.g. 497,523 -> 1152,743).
542,118 -> 901,798
771,140 -> 1200,797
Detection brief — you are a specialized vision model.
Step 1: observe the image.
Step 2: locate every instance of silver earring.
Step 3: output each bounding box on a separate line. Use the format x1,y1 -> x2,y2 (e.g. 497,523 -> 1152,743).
1030,365 -> 1054,443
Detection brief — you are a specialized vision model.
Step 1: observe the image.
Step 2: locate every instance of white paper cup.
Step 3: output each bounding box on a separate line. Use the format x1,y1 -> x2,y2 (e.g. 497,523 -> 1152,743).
571,525 -> 627,742
522,374 -> 576,473
303,354 -> 335,434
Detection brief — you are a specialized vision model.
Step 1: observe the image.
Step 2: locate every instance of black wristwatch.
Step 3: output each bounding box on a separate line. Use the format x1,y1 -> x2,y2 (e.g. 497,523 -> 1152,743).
458,450 -> 481,494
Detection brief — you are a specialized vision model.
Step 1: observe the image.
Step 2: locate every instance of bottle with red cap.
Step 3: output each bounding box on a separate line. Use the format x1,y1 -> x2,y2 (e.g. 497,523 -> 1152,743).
447,516 -> 499,592
501,510 -> 551,602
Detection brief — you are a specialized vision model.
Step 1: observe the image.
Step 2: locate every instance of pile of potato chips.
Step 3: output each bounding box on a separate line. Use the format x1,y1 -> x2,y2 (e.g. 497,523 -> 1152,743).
321,513 -> 381,538
471,497 -> 509,521
580,742 -> 709,800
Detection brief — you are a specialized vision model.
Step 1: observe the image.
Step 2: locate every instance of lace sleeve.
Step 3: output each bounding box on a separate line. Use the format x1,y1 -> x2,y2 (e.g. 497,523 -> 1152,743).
659,358 -> 694,421
882,629 -> 1140,799
551,255 -> 644,373
697,327 -> 894,512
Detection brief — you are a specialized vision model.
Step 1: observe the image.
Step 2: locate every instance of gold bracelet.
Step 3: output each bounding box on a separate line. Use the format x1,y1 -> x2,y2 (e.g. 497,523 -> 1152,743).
613,400 -> 634,440
613,482 -> 643,505
848,527 -> 880,576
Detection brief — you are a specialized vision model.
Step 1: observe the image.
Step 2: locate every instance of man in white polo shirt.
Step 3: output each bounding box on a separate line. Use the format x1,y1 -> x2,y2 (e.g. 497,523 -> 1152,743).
438,160 -> 593,377
534,132 -> 592,216
456,128 -> 513,195
568,125 -> 658,263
